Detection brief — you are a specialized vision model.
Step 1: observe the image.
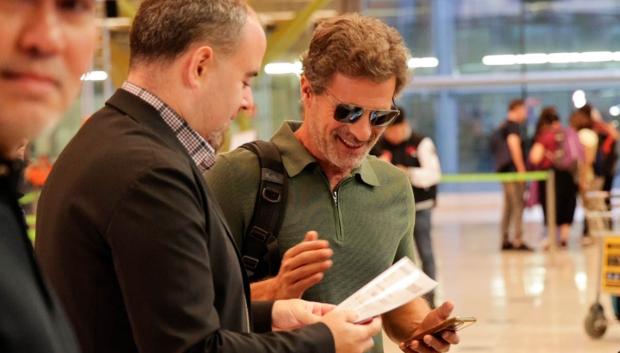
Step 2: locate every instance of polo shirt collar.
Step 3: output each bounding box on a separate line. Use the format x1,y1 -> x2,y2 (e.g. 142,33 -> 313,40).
356,156 -> 380,186
272,121 -> 380,186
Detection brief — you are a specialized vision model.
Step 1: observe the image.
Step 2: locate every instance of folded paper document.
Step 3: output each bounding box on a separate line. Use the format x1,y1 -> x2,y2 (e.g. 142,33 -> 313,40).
338,257 -> 437,323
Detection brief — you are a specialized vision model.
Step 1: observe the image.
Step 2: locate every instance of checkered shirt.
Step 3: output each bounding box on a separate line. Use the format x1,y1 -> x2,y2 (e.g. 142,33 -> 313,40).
121,81 -> 215,172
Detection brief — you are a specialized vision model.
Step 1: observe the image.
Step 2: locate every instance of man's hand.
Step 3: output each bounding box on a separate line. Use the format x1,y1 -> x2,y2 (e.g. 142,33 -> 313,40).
399,302 -> 460,353
271,299 -> 335,331
252,231 -> 332,300
321,309 -> 382,353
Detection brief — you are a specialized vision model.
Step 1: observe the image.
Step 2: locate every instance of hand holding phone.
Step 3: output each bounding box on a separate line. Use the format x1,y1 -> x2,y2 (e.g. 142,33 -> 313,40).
405,316 -> 476,346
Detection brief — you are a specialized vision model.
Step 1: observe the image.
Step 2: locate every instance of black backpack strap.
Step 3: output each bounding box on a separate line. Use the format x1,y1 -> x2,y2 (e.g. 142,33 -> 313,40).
239,140 -> 288,281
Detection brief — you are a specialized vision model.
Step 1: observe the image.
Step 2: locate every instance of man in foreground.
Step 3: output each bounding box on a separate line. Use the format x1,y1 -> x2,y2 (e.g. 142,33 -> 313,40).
206,13 -> 459,353
36,1 -> 379,353
0,0 -> 97,351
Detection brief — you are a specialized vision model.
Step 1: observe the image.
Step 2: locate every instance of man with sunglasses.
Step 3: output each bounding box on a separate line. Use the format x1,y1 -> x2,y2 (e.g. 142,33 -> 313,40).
205,13 -> 459,353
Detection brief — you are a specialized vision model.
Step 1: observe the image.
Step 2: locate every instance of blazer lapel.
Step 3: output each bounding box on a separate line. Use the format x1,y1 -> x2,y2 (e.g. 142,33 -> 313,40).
199,173 -> 252,316
106,89 -> 253,306
107,89 -> 242,255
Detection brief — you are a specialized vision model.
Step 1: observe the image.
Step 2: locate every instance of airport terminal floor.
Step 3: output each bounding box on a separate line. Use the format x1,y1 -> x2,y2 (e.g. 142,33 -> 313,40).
382,192 -> 620,353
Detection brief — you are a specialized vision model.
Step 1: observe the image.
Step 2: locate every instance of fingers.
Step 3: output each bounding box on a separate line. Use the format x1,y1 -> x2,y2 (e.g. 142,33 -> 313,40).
402,340 -> 423,353
275,242 -> 332,298
361,337 -> 375,353
357,317 -> 380,353
282,239 -> 331,260
340,309 -> 359,323
435,301 -> 454,320
304,230 -> 319,241
365,316 -> 382,336
402,333 -> 456,353
296,308 -> 321,325
421,335 -> 451,353
308,301 -> 336,316
399,341 -> 415,353
288,300 -> 322,326
280,248 -> 332,283
282,257 -> 332,283
321,310 -> 383,353
401,336 -> 449,353
316,303 -> 336,315
285,272 -> 324,297
441,331 -> 460,345
279,232 -> 332,288
272,299 -> 324,330
283,250 -> 333,273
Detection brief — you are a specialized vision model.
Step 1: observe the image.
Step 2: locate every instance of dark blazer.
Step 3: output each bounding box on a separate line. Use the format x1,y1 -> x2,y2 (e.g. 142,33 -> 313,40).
35,90 -> 333,353
0,159 -> 80,353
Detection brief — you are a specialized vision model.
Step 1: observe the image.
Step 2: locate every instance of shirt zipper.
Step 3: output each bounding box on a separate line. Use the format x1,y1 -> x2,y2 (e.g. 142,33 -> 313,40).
331,178 -> 351,241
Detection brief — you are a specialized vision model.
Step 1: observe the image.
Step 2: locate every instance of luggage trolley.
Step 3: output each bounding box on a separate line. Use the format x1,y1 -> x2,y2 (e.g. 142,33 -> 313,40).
583,190 -> 620,338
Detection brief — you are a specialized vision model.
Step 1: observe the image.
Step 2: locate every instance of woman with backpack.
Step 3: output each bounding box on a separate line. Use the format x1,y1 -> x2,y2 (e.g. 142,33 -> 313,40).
529,106 -> 580,249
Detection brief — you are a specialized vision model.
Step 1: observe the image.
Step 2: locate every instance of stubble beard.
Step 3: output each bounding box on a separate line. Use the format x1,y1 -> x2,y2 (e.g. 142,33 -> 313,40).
311,122 -> 377,173
206,130 -> 225,152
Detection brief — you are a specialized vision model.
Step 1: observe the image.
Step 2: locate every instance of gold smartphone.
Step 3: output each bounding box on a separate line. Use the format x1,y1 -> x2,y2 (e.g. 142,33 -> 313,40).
406,316 -> 476,343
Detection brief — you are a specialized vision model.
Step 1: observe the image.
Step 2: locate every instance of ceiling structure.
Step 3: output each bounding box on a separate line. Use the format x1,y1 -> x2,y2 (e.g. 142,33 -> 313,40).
101,0 -> 359,86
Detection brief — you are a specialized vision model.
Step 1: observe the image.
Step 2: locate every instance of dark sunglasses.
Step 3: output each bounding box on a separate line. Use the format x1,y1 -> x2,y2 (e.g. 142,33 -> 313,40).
334,103 -> 401,127
325,91 -> 400,127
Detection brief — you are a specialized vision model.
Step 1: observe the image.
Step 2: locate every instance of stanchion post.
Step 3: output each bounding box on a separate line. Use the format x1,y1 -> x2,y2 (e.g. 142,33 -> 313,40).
546,170 -> 557,260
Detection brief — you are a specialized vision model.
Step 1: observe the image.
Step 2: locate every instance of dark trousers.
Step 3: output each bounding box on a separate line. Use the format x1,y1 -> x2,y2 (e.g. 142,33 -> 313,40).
414,208 -> 436,306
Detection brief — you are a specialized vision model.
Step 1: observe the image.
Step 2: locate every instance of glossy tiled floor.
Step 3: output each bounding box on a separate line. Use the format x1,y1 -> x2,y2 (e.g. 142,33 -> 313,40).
384,192 -> 620,353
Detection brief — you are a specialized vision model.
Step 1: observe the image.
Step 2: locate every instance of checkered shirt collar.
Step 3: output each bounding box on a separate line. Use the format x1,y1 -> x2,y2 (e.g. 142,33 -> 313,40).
121,81 -> 215,172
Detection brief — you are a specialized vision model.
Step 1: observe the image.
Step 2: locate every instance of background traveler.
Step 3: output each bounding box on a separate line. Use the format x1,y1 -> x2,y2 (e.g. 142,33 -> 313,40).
577,104 -> 618,244
372,107 -> 441,307
571,109 -> 599,245
496,99 -> 530,251
529,106 -> 579,248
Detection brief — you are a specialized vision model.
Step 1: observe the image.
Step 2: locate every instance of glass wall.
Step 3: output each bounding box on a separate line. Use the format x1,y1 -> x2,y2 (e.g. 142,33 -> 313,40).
251,0 -> 620,179
363,0 -> 620,188
37,0 -> 620,192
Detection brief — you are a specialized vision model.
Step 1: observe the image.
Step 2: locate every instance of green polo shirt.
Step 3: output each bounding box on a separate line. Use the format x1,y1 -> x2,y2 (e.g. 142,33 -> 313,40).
205,121 -> 416,352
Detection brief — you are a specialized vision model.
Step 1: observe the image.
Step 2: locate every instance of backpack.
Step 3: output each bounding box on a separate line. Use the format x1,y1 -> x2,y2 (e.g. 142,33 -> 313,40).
238,140 -> 288,282
550,127 -> 584,172
489,123 -> 512,172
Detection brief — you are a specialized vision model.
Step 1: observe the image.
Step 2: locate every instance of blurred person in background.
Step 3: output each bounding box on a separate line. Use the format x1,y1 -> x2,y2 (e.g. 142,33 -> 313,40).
205,13 -> 459,353
496,99 -> 530,251
591,108 -> 618,203
590,107 -> 618,203
570,109 -> 599,245
579,104 -> 618,243
372,107 -> 441,308
25,154 -> 52,189
0,0 -> 97,351
529,107 -> 579,248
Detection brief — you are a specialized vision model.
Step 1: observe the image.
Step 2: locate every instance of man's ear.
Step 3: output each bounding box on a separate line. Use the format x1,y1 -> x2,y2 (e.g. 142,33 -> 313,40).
300,75 -> 313,100
184,45 -> 215,88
